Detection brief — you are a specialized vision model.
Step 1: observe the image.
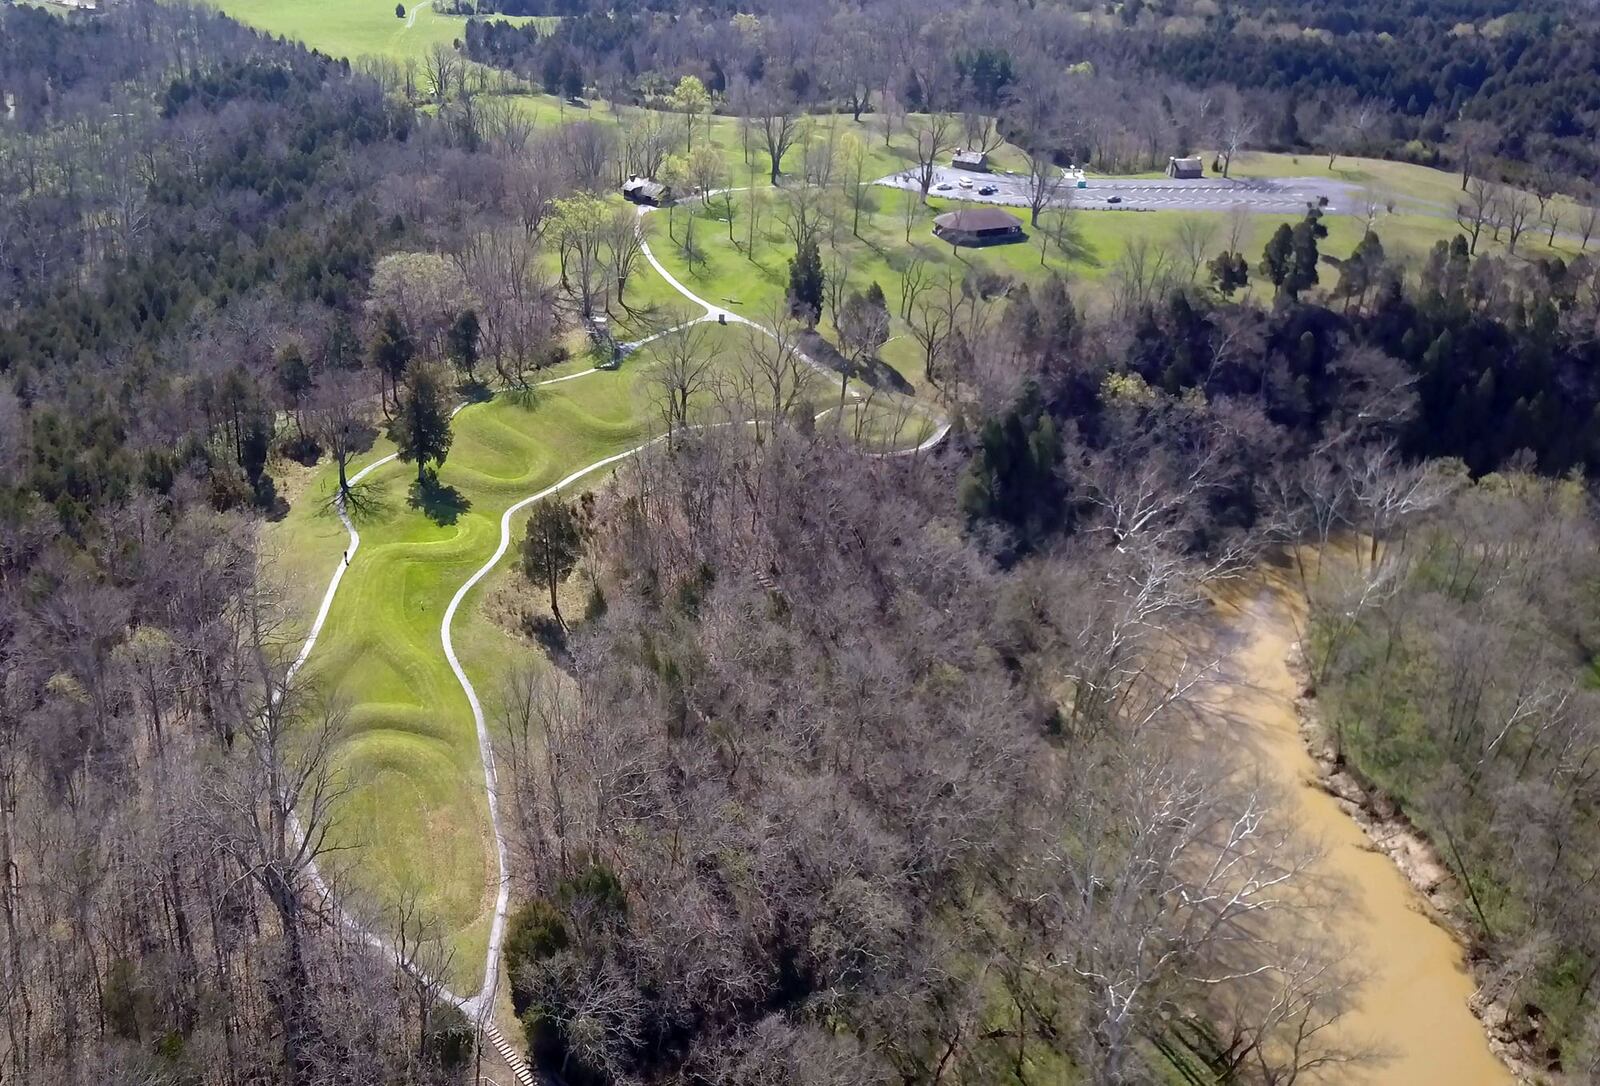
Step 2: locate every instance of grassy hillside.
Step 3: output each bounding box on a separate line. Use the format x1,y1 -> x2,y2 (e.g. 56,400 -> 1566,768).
265,319 -> 936,988
268,351 -> 676,986
643,173 -> 1578,392
197,0 -> 551,62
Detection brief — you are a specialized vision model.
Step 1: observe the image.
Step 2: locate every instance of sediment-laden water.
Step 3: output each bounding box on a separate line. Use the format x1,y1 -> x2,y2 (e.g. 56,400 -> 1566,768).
1203,574 -> 1512,1085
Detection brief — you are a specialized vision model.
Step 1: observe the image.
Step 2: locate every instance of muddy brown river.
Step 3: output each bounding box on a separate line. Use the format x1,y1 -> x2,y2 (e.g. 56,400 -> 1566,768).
1205,572 -> 1513,1084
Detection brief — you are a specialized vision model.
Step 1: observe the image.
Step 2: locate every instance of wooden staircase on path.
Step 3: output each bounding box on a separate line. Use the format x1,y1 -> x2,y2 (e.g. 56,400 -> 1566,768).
481,1021 -> 537,1086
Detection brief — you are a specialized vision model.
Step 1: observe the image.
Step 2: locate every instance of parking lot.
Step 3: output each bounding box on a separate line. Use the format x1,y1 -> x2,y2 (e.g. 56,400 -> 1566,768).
875,165 -> 1357,215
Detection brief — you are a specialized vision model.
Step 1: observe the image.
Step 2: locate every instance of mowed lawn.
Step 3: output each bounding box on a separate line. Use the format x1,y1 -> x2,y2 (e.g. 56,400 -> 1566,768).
264,311 -> 935,990
199,0 -> 550,62
509,95 -> 978,195
645,186 -> 1347,389
1116,149 -> 1599,256
266,356 -> 669,989
646,164 -> 1600,393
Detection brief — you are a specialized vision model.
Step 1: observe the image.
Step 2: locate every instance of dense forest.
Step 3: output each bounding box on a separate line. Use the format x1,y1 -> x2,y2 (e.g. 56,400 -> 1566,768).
0,4 -> 565,1082
484,223 -> 1600,1081
461,0 -> 1600,184
1138,0 -> 1600,166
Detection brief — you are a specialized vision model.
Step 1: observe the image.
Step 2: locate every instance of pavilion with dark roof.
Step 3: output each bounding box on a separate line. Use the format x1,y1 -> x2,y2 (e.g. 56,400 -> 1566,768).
933,207 -> 1025,247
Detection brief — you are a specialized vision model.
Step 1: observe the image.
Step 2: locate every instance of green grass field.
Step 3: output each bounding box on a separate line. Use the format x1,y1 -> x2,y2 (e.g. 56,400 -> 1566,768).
268,351 -> 679,988
648,155 -> 1595,398
266,311 -> 939,988
1113,149 -> 1597,254
198,0 -> 551,63
645,182 -> 1423,389
506,95 -> 933,196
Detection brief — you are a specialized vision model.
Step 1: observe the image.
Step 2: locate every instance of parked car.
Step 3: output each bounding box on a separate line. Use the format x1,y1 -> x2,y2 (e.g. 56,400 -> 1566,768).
978,184 -> 997,195
935,181 -> 954,191
1106,195 -> 1123,204
958,177 -> 974,189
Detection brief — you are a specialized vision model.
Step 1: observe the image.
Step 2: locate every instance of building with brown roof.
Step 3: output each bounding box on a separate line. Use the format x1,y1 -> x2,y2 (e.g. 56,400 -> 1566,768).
933,207 -> 1025,247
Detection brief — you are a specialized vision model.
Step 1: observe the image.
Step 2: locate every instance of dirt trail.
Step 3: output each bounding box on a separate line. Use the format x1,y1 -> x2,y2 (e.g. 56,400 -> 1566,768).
1203,570 -> 1512,1085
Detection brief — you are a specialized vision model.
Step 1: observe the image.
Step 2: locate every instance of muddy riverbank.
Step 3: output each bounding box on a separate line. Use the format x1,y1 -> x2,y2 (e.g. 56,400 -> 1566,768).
1204,571 -> 1516,1084
1286,640 -> 1548,1081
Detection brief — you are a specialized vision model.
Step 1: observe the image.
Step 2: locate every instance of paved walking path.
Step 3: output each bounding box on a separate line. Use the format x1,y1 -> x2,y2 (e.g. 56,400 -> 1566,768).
440,430 -> 678,1016
634,205 -> 951,447
281,240 -> 949,1080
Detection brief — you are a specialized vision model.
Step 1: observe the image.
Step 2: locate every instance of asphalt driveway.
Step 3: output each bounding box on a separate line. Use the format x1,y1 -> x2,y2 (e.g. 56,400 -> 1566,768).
877,165 -> 1358,215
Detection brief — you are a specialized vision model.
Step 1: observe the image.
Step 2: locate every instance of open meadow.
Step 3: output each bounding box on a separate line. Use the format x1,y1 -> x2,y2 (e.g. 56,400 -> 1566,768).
264,311 -> 936,989
197,0 -> 551,62
267,342 -> 704,986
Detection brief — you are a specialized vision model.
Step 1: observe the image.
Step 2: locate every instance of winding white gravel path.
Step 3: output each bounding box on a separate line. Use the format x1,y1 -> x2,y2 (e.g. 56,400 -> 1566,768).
634,206 -> 955,449
440,432 -> 676,1013
637,207 -> 849,390
281,224 -> 951,1059
282,374 -> 606,1017
286,370 -> 602,691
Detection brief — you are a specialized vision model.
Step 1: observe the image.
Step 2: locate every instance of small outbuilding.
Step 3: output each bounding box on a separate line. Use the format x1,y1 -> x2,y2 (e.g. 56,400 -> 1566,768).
951,148 -> 990,172
933,207 -> 1025,247
1166,156 -> 1204,179
622,176 -> 671,206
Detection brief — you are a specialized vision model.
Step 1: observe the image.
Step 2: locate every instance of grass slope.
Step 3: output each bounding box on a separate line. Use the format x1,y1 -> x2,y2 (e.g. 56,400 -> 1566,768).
268,358 -> 664,987
647,185 -> 1355,388
198,0 -> 550,63
650,160 -> 1596,399
266,313 -> 935,988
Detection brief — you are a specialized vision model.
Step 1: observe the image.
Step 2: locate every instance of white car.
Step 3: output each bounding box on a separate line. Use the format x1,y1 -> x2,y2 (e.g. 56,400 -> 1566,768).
958,177 -> 974,189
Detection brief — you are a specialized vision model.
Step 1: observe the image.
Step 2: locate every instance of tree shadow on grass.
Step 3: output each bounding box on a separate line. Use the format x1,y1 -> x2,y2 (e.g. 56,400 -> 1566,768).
247,471 -> 291,522
1048,217 -> 1102,267
407,475 -> 472,526
332,479 -> 389,525
457,376 -> 494,403
503,382 -> 546,410
799,329 -> 915,396
521,613 -> 573,673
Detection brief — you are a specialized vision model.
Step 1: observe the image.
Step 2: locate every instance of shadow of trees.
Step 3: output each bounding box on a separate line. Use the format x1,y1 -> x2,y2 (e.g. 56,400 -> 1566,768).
407,474 -> 472,526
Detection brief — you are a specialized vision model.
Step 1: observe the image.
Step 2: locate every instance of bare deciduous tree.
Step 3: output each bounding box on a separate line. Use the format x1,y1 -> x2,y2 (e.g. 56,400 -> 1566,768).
1174,215 -> 1220,282
1579,198 -> 1600,250
1447,118 -> 1500,192
910,112 -> 957,203
1457,176 -> 1496,254
305,367 -> 377,509
1497,184 -> 1535,254
646,317 -> 721,442
424,43 -> 459,102
603,203 -> 646,306
1213,91 -> 1258,178
756,87 -> 805,186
